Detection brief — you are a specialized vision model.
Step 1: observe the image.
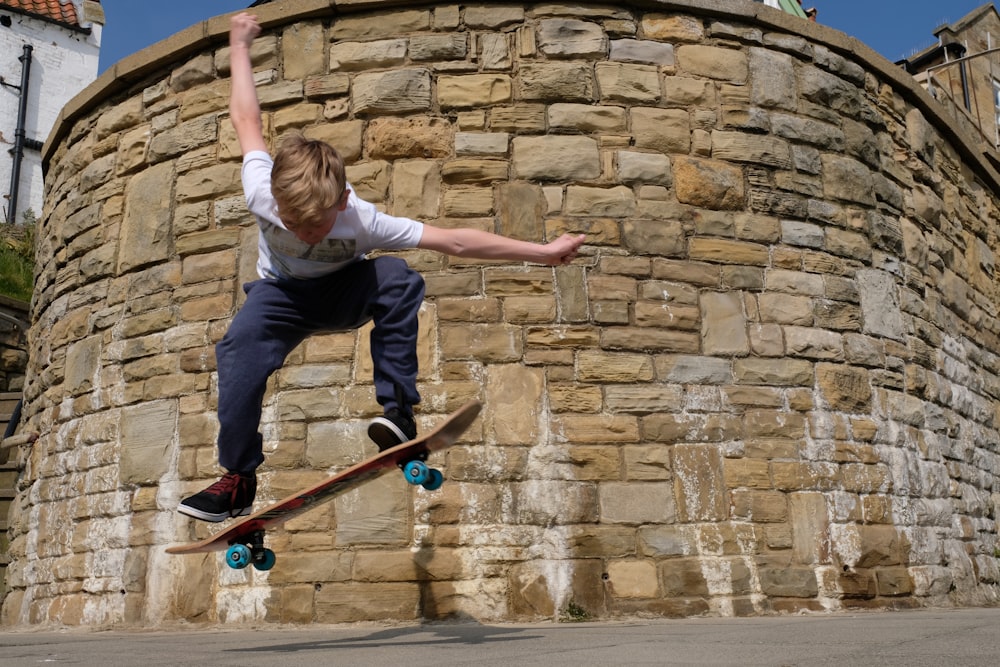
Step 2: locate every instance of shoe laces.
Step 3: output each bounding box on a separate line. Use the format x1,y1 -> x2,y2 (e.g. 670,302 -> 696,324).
205,472 -> 245,497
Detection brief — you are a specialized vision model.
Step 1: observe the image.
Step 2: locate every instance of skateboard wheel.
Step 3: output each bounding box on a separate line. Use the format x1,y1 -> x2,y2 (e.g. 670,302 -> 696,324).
422,468 -> 444,491
253,548 -> 276,572
226,543 -> 252,570
403,460 -> 430,486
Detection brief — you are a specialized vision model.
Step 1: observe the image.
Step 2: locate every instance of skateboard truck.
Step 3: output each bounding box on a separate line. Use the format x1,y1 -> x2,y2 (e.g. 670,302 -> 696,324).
396,448 -> 444,490
226,530 -> 276,571
400,458 -> 444,489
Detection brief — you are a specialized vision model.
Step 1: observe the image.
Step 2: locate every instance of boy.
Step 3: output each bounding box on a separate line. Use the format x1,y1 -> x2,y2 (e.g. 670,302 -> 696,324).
178,13 -> 586,522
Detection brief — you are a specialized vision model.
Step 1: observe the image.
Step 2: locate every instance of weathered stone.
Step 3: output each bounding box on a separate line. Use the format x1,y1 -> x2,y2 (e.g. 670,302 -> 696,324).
641,14 -> 705,42
618,151 -> 672,187
701,291 -> 749,355
712,131 -> 792,169
148,115 -> 217,161
518,62 -> 594,101
749,47 -> 796,110
120,400 -> 177,484
676,44 -> 749,82
365,117 -> 453,159
548,103 -> 627,133
674,156 -> 744,210
631,107 -> 690,154
822,154 -> 876,206
330,39 -> 407,71
410,33 -> 468,61
857,269 -> 905,341
512,135 -> 600,181
118,162 -> 175,273
353,69 -> 432,114
438,74 -> 513,108
596,62 -> 661,103
673,444 -> 727,521
391,160 -> 441,219
610,39 -> 675,66
537,19 -> 607,58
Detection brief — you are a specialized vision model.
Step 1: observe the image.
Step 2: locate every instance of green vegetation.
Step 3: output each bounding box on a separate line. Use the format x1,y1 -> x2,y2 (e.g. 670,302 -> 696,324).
0,210 -> 36,303
559,601 -> 590,622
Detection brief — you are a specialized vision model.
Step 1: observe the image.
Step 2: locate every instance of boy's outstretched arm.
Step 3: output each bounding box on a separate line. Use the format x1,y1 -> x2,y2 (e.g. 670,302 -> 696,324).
418,226 -> 585,267
228,13 -> 267,155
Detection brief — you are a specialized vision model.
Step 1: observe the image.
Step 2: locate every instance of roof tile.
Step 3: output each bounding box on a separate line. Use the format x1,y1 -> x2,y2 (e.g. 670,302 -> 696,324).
0,0 -> 87,27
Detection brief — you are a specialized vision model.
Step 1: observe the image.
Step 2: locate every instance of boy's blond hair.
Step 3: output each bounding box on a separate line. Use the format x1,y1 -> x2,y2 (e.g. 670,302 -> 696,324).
270,133 -> 346,230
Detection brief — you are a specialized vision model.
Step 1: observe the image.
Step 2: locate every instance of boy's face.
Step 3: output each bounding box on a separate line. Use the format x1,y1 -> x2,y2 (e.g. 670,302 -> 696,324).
287,188 -> 350,245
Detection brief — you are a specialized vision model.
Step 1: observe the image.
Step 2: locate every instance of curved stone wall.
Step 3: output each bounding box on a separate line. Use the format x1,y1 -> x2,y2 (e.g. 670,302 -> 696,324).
3,0 -> 1000,626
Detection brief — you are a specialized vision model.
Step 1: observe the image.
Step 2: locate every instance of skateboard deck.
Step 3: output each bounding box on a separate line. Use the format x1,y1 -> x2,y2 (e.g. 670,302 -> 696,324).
166,399 -> 481,569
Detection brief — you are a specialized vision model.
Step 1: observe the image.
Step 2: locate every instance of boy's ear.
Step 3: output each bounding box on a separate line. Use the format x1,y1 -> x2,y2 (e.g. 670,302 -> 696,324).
337,187 -> 351,210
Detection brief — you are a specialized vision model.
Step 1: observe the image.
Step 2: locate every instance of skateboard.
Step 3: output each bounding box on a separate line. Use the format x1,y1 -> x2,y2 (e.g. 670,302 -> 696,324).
166,399 -> 481,571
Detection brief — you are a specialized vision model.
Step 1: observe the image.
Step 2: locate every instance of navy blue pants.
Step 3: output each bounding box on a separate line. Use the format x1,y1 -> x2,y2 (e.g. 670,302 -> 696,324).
215,256 -> 425,474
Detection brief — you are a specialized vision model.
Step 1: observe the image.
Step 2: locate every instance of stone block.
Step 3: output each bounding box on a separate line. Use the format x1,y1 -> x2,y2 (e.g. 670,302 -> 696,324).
660,558 -> 711,597
701,291 -> 749,355
438,74 -> 513,108
641,14 -> 704,42
485,364 -> 543,444
442,323 -> 522,362
391,160 -> 441,219
731,489 -> 787,522
518,62 -> 595,101
353,548 -> 464,582
367,117 -> 453,160
608,559 -> 659,598
877,567 -> 915,596
334,474 -> 410,545
596,62 -> 661,103
353,69 -> 432,114
120,400 -> 177,484
537,19 -> 607,58
677,44 -> 748,82
600,482 -> 676,524
512,135 -> 600,181
505,481 -> 598,524
758,561 -> 819,598
631,107 -> 690,154
315,583 -> 420,623
564,186 -> 637,218
734,358 -> 813,386
118,161 -> 175,273
576,350 -> 654,382
563,524 -> 637,558
673,444 -> 727,521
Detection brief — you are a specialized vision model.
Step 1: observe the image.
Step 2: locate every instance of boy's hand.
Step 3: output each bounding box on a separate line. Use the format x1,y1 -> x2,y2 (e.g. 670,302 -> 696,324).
543,233 -> 586,266
230,12 -> 261,49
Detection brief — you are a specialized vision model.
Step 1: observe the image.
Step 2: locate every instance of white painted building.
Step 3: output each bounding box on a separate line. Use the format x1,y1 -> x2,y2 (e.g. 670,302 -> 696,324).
0,0 -> 103,225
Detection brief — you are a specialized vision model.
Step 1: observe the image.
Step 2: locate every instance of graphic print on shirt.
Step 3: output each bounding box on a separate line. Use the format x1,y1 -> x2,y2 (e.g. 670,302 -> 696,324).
262,223 -> 358,277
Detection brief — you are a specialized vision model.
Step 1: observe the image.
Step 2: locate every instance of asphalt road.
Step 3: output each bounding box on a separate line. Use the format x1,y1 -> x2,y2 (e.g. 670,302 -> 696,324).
2,607 -> 999,666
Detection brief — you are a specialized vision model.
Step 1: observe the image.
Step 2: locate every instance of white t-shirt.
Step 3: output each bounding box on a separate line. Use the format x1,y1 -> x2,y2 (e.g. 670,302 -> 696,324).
242,150 -> 424,280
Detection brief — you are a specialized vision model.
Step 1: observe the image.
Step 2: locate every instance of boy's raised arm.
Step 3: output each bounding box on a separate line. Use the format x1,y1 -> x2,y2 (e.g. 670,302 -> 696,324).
228,13 -> 268,155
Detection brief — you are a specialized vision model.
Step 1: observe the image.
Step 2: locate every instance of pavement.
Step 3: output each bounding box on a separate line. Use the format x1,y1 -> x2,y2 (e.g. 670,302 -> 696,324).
2,607 -> 999,666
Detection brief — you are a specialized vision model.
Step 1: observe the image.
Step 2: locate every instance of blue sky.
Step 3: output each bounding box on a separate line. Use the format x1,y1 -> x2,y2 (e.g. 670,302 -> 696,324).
96,1 -> 999,74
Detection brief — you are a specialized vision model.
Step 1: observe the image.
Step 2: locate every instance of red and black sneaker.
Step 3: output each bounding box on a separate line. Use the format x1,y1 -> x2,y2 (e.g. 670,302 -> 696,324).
178,471 -> 256,523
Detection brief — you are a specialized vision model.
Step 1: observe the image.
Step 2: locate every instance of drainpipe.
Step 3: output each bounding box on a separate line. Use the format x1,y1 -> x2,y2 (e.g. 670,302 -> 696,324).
6,44 -> 33,225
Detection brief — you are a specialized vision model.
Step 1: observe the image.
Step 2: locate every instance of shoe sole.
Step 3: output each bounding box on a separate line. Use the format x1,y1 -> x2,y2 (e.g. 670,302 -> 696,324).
368,417 -> 411,450
177,503 -> 253,523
